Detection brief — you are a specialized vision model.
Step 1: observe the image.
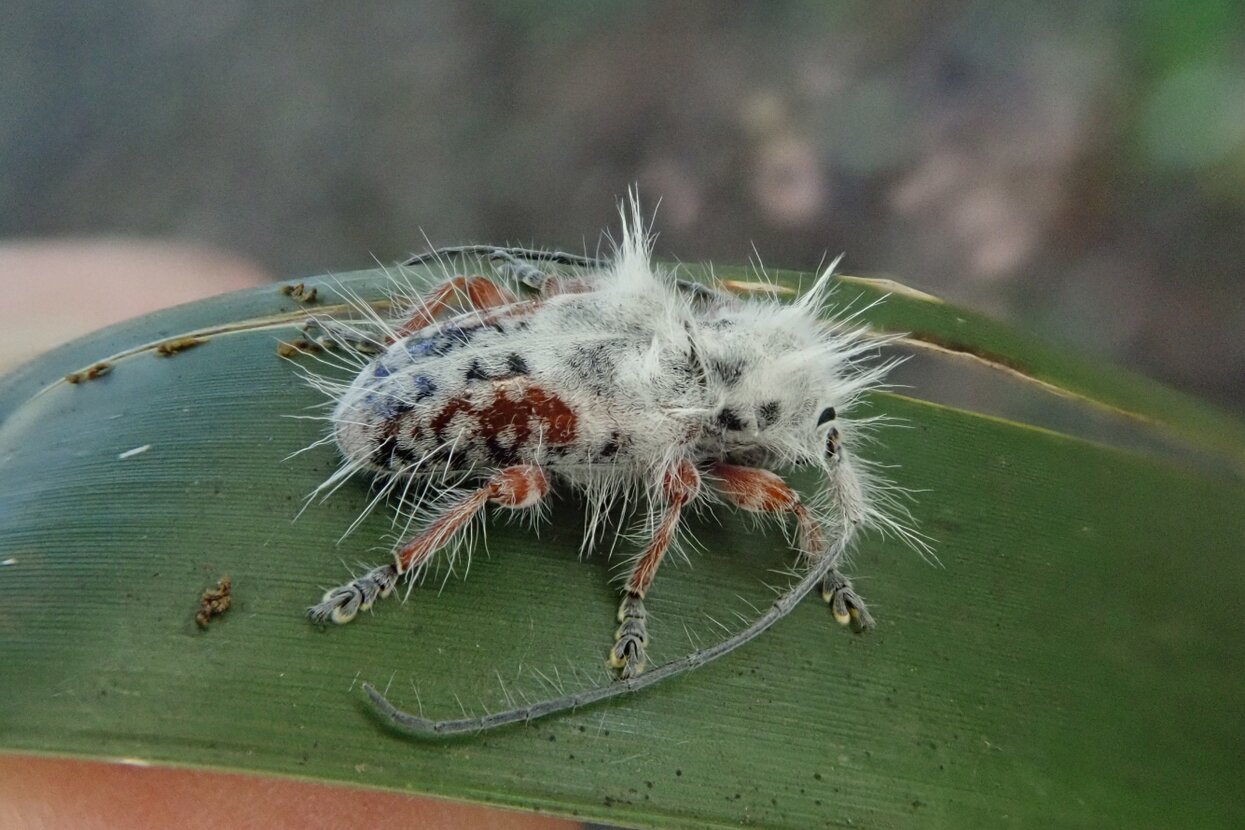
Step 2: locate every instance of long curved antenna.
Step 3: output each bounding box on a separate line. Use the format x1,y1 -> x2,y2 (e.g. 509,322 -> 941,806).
362,537 -> 843,738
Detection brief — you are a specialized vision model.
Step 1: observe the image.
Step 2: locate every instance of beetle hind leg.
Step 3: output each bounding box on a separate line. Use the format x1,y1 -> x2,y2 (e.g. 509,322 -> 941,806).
609,592 -> 649,679
308,465 -> 550,627
307,563 -> 399,625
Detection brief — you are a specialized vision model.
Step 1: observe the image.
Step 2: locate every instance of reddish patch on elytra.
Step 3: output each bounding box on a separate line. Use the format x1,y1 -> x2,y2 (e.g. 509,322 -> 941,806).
429,382 -> 579,450
429,396 -> 476,439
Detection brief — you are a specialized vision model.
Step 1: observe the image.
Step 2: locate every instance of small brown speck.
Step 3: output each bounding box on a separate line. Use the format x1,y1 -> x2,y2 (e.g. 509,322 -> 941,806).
195,576 -> 232,629
276,338 -> 321,358
280,282 -> 319,304
156,336 -> 207,357
65,362 -> 113,384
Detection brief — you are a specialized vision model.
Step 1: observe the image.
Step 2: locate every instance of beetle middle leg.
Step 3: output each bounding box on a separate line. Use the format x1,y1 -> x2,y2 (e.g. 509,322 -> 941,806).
308,465 -> 549,625
610,459 -> 701,678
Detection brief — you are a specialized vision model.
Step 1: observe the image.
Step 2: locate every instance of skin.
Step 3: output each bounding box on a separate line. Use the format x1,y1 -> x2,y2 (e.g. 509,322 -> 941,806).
0,240 -> 577,830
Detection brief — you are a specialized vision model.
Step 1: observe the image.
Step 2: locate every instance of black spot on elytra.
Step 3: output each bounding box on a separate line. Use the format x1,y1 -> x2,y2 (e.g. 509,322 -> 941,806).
405,334 -> 456,359
758,400 -> 782,428
374,434 -> 418,469
423,444 -> 454,464
506,352 -> 530,374
598,430 -> 624,460
412,375 -> 437,402
372,435 -> 397,468
716,408 -> 745,431
485,436 -> 521,466
684,323 -> 708,388
465,352 -> 531,382
408,320 -> 509,362
709,358 -> 744,386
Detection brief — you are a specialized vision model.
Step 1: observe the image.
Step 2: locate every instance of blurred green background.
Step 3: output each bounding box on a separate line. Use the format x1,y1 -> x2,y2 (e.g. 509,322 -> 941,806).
3,1 -> 1243,413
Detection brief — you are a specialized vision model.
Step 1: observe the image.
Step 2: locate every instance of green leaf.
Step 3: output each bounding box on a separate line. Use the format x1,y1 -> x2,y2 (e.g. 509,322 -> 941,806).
2,267 -> 1242,829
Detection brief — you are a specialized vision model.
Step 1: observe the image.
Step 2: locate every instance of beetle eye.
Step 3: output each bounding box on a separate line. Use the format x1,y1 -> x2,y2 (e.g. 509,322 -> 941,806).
816,406 -> 836,426
826,427 -> 841,457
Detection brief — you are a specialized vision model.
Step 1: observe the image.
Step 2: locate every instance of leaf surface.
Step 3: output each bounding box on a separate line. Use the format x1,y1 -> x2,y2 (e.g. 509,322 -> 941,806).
1,266 -> 1242,829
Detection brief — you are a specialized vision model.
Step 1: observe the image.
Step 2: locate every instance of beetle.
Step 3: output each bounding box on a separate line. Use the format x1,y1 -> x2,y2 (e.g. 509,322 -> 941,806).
300,200 -> 916,735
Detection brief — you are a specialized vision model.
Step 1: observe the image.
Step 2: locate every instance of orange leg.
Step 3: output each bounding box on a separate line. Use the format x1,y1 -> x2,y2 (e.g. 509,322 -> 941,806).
303,275 -> 520,355
394,275 -> 519,338
394,465 -> 547,573
708,463 -> 824,557
708,462 -> 874,630
609,459 -> 701,678
308,466 -> 548,625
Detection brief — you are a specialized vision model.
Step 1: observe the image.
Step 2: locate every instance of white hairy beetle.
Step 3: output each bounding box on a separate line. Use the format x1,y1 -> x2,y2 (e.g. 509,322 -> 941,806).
299,197 -> 920,736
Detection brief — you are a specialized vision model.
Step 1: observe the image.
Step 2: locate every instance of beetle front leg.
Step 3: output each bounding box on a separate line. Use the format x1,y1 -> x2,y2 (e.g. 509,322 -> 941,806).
707,462 -> 874,632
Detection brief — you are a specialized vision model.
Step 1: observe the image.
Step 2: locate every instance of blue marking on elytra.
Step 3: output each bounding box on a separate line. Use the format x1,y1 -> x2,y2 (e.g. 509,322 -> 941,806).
406,336 -> 451,358
362,376 -> 436,421
413,375 -> 437,402
373,362 -> 392,378
362,391 -> 385,416
441,324 -> 478,344
363,390 -> 411,420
